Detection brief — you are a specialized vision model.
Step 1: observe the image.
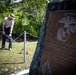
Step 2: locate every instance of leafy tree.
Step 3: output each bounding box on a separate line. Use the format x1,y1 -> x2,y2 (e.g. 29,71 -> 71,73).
4,0 -> 11,6
0,2 -> 6,13
18,0 -> 48,37
0,0 -> 48,37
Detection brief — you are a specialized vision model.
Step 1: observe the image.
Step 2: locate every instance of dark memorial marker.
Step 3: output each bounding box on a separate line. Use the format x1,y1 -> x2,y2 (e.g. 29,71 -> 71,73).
29,1 -> 76,75
39,12 -> 76,75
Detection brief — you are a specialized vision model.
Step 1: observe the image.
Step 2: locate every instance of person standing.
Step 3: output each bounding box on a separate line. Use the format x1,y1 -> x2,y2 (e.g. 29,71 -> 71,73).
1,14 -> 15,51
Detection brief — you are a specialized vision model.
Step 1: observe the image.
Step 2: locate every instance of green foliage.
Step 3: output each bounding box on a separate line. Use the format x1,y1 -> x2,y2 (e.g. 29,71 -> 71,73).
0,0 -> 48,38
0,2 -> 6,13
4,0 -> 11,6
0,2 -> 14,26
0,2 -> 13,13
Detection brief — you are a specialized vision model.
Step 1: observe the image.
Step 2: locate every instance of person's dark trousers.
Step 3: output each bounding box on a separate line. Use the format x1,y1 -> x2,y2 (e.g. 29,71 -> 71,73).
2,27 -> 12,49
0,28 -> 2,31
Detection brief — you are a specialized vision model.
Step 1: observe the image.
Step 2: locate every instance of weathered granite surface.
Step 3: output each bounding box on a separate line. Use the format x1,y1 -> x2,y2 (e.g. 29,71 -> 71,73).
39,12 -> 76,75
48,1 -> 76,11
29,0 -> 76,75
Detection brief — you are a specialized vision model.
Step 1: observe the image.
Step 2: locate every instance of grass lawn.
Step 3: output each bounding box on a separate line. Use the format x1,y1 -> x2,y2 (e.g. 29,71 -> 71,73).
0,40 -> 37,75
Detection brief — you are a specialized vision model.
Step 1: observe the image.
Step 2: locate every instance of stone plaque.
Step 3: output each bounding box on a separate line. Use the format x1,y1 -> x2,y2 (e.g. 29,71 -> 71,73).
39,12 -> 76,75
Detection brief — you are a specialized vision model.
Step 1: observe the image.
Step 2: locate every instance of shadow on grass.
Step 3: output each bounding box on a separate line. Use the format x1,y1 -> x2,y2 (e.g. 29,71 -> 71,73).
0,48 -> 9,50
2,62 -> 25,64
0,48 -> 11,53
0,50 -> 2,52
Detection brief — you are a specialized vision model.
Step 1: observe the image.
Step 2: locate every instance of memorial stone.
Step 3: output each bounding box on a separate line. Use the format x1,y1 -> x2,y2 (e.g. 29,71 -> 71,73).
29,1 -> 76,75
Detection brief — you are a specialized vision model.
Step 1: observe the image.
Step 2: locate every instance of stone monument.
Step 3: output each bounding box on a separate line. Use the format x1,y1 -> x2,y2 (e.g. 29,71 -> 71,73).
39,12 -> 76,75
29,0 -> 76,75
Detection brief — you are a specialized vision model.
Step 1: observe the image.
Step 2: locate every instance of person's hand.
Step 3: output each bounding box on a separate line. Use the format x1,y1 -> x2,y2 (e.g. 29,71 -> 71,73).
2,31 -> 5,35
9,34 -> 12,36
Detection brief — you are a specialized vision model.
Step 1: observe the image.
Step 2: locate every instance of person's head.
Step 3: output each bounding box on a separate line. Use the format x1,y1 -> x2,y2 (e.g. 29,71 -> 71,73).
8,14 -> 15,20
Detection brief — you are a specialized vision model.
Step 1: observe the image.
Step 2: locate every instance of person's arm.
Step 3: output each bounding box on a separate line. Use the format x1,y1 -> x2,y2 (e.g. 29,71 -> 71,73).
9,21 -> 14,36
2,19 -> 5,35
